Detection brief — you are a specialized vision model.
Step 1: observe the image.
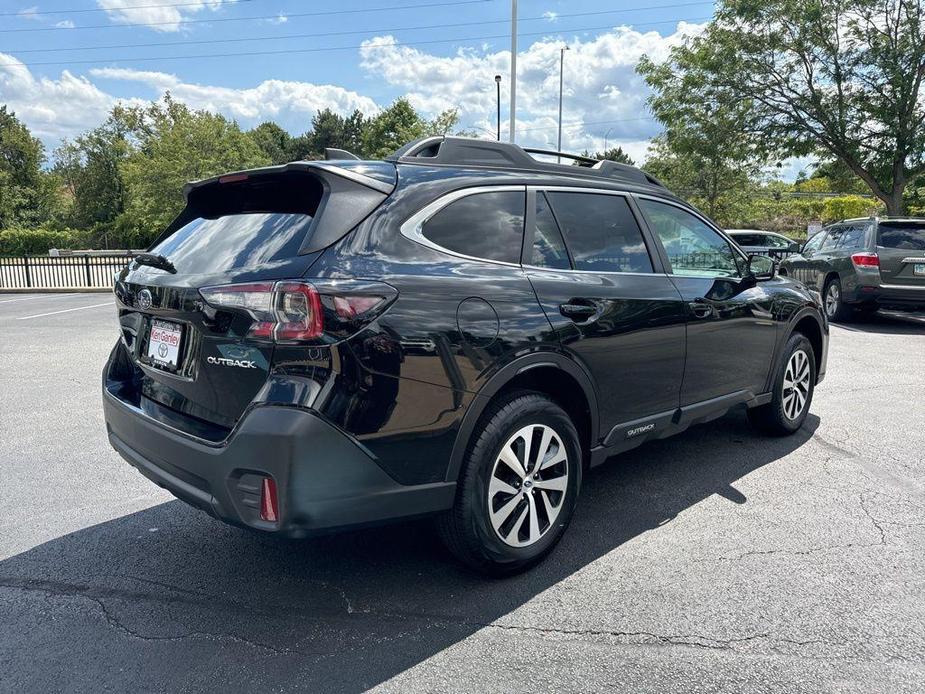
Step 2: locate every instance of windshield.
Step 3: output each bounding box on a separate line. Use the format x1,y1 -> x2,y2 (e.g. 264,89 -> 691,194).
878,222 -> 925,251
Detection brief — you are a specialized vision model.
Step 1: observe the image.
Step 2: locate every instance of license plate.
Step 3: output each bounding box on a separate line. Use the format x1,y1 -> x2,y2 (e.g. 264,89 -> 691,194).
915,264 -> 925,276
147,319 -> 183,369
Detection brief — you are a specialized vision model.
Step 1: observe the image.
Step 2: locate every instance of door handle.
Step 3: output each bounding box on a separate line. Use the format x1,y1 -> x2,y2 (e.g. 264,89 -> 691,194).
688,300 -> 714,319
559,302 -> 598,321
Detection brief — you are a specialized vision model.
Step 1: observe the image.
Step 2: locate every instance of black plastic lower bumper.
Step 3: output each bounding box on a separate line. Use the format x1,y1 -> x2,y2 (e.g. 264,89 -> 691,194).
849,284 -> 925,311
103,390 -> 456,537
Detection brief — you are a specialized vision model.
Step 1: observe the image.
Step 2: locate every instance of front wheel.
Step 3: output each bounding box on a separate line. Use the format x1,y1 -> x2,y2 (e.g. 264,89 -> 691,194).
748,333 -> 816,436
438,391 -> 582,575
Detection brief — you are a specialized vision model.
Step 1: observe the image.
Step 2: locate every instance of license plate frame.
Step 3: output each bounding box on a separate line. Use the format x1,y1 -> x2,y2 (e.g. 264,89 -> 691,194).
146,319 -> 184,370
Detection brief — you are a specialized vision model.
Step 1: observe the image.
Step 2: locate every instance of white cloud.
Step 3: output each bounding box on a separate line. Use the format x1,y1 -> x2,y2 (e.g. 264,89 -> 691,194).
18,6 -> 41,21
263,13 -> 287,25
55,20 -> 76,29
360,22 -> 705,154
543,11 -> 559,22
96,0 -> 232,33
90,67 -> 379,129
0,53 -> 132,147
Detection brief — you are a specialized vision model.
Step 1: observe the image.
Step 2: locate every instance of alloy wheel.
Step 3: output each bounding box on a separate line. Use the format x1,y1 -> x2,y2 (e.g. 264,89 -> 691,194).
825,283 -> 840,318
487,423 -> 569,548
782,349 -> 811,420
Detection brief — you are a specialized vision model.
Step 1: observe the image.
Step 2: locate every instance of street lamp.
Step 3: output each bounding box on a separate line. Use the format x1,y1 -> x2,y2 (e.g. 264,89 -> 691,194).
557,45 -> 569,162
494,74 -> 502,141
510,0 -> 517,143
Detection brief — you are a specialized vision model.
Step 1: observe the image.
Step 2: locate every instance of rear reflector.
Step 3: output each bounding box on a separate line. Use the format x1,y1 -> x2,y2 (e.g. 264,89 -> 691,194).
852,252 -> 880,268
259,477 -> 278,523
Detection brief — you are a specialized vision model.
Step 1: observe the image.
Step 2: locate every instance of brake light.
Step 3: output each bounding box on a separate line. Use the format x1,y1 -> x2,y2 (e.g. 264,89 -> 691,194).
851,252 -> 879,268
199,279 -> 393,343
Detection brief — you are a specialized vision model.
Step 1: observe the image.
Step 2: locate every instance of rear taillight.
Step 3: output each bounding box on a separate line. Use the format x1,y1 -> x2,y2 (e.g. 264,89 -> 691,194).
851,252 -> 880,268
199,279 -> 394,343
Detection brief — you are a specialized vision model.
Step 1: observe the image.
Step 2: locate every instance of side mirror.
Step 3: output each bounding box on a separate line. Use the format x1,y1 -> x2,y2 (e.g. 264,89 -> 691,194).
788,241 -> 802,253
746,254 -> 777,281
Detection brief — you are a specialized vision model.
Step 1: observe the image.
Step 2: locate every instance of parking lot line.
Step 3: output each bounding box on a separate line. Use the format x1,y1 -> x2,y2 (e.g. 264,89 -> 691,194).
0,294 -> 80,304
16,301 -> 114,320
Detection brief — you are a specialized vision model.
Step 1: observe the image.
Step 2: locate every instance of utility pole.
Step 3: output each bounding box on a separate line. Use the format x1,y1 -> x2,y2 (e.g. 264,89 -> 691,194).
495,74 -> 502,141
557,45 -> 569,162
509,0 -> 517,143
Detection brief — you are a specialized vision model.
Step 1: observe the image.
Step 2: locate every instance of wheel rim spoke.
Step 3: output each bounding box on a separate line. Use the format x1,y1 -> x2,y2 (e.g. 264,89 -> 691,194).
490,493 -> 523,533
534,474 -> 568,493
498,444 -> 527,479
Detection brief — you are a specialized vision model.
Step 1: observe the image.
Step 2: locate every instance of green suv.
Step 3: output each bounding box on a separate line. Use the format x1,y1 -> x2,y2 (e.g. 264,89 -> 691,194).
779,217 -> 925,321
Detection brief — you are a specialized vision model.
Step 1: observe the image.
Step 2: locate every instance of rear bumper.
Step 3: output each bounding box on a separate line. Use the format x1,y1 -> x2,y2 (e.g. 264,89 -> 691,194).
103,389 -> 456,537
848,284 -> 925,311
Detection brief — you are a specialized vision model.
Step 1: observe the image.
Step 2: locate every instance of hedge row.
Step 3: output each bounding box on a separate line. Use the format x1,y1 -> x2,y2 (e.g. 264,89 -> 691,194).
0,228 -> 93,256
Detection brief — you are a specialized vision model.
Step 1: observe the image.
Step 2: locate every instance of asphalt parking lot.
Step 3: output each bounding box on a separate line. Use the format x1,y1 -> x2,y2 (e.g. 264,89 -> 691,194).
1,292 -> 923,693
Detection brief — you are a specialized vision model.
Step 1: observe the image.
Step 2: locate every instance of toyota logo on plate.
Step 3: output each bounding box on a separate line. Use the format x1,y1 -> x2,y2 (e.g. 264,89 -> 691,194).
157,343 -> 169,359
136,289 -> 153,310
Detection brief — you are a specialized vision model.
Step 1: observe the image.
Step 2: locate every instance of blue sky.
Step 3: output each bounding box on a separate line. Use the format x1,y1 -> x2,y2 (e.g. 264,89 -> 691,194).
0,0 -> 741,168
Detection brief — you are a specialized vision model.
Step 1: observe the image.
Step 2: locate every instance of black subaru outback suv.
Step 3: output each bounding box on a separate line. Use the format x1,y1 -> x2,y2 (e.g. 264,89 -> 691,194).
103,137 -> 828,574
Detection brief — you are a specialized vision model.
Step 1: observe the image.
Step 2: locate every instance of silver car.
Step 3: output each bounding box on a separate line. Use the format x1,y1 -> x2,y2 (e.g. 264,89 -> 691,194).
727,229 -> 801,260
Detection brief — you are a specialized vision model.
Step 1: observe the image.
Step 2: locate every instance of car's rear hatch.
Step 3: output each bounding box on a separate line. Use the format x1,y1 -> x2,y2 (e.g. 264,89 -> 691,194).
112,162 -> 394,433
876,220 -> 925,286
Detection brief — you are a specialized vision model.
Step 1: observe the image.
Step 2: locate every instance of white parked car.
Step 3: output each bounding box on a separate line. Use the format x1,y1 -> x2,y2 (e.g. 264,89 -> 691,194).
726,229 -> 802,259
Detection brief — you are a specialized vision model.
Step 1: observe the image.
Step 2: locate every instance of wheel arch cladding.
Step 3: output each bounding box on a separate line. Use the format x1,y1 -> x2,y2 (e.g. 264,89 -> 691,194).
445,354 -> 598,482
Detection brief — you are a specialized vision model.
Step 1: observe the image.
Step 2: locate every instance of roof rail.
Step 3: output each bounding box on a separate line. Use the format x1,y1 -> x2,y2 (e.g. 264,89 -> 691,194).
388,136 -> 665,188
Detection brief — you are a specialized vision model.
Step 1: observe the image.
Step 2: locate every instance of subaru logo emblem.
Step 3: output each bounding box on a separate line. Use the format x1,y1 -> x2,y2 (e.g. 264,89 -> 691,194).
137,289 -> 153,310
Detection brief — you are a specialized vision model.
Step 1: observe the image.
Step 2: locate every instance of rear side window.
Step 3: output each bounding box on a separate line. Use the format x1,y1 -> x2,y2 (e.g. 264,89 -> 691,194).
531,192 -> 570,269
837,224 -> 867,249
422,191 -> 525,263
546,192 -> 653,273
878,223 -> 925,250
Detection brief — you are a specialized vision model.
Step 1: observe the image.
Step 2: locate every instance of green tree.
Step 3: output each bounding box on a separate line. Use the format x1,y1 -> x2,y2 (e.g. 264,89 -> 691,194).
362,98 -> 426,158
0,106 -> 46,228
672,0 -> 925,215
638,53 -> 763,219
116,94 -> 269,240
593,146 -> 635,165
248,122 -> 291,165
54,118 -> 131,233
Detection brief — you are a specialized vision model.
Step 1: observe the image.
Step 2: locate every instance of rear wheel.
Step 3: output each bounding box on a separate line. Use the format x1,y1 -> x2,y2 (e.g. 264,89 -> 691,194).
823,277 -> 853,322
438,391 -> 581,575
748,333 -> 816,436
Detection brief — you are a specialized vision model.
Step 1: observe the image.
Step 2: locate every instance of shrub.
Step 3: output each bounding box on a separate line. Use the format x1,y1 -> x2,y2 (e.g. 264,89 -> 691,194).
0,227 -> 91,255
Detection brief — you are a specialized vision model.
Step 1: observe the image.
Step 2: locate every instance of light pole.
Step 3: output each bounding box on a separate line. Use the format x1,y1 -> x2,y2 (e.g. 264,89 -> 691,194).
510,0 -> 517,143
494,74 -> 502,141
603,126 -> 614,153
557,45 -> 569,162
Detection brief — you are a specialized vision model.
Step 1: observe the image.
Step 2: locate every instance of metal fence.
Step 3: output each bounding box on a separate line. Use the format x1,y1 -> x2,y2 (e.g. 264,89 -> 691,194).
0,253 -> 135,289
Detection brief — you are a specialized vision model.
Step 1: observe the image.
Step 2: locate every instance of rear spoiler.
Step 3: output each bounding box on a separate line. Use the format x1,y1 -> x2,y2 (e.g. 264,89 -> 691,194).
153,161 -> 396,255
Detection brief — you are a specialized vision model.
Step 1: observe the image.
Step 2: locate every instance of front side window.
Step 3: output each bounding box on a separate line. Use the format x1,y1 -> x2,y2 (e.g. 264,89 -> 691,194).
765,234 -> 793,249
421,190 -> 525,264
545,192 -> 653,273
638,199 -> 741,277
802,231 -> 827,253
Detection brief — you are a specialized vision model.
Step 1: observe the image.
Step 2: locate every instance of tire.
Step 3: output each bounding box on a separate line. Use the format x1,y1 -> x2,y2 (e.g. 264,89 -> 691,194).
437,391 -> 582,576
748,333 -> 816,436
823,276 -> 853,322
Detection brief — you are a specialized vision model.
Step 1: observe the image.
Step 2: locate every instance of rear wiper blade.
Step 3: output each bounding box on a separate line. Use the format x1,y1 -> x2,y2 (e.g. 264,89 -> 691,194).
134,252 -> 177,274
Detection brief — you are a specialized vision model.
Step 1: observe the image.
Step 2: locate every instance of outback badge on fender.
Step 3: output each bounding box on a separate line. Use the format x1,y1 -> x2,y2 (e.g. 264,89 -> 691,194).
207,356 -> 257,369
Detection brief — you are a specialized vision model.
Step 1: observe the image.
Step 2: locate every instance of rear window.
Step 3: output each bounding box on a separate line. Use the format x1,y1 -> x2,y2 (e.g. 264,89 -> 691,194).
149,172 -> 324,274
878,223 -> 925,251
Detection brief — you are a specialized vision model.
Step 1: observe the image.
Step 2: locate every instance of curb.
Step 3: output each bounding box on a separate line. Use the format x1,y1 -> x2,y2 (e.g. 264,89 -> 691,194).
0,287 -> 113,294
